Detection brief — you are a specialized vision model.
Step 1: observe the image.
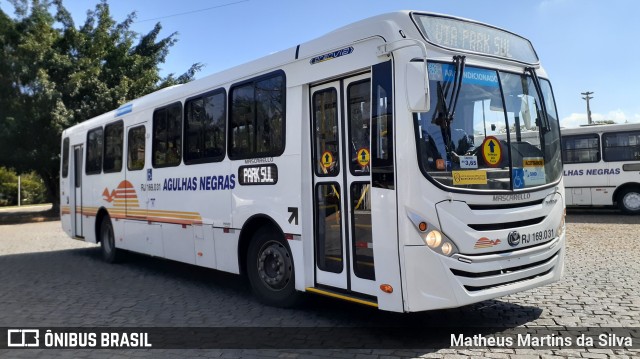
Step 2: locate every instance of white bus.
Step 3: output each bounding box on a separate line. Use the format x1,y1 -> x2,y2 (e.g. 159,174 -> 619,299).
561,123 -> 640,214
60,11 -> 566,312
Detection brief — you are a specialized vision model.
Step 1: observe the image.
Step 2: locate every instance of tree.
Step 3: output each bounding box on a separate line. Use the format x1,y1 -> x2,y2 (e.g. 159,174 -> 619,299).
0,0 -> 202,211
0,167 -> 46,206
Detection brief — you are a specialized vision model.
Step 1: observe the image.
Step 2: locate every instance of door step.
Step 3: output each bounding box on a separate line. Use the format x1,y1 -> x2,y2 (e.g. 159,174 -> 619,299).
305,287 -> 378,308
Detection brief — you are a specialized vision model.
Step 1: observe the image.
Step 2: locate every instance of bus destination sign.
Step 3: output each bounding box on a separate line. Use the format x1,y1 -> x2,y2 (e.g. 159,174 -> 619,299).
413,14 -> 539,64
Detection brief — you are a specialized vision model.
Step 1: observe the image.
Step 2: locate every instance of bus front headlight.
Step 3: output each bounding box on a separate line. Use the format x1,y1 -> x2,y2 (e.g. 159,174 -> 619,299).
421,229 -> 459,257
425,230 -> 442,248
441,242 -> 454,256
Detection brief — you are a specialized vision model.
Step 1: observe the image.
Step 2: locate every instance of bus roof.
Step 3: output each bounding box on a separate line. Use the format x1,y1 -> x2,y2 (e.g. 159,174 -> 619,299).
63,10 -> 540,136
561,122 -> 640,136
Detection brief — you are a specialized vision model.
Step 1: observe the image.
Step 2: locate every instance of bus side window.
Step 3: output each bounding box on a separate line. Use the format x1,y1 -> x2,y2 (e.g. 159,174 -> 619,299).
128,126 -> 146,171
371,61 -> 394,189
184,89 -> 226,164
603,131 -> 640,162
229,70 -> 285,160
104,121 -> 124,173
562,134 -> 600,163
61,137 -> 70,178
153,102 -> 182,168
86,127 -> 103,175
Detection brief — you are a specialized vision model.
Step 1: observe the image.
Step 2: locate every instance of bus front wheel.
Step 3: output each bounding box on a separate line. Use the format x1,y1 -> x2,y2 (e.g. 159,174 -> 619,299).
100,216 -> 120,263
618,188 -> 640,214
246,228 -> 299,307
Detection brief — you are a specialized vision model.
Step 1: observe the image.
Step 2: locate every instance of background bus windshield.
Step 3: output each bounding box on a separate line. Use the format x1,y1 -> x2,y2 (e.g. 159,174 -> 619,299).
414,62 -> 562,191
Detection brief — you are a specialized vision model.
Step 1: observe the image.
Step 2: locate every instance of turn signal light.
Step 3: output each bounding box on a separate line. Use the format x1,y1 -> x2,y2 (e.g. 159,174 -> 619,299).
418,222 -> 428,232
380,284 -> 393,293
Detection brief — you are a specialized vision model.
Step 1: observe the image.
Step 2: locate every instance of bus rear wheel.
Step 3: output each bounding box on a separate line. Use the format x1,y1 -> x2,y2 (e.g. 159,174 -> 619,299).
99,216 -> 120,263
246,228 -> 299,307
618,188 -> 640,214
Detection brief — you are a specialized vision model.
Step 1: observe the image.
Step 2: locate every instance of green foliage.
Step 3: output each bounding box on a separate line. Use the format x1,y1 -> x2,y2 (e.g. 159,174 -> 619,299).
0,0 -> 201,208
0,167 -> 18,206
0,167 -> 47,206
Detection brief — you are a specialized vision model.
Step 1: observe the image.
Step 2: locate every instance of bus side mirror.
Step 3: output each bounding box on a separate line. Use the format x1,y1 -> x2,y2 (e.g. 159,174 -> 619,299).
406,61 -> 430,112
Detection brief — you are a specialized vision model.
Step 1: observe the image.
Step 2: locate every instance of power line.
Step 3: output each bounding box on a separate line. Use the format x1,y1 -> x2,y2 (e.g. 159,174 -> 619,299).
134,0 -> 250,23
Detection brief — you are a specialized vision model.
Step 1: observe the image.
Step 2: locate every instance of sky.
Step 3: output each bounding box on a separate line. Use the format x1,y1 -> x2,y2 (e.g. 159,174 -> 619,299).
2,0 -> 639,128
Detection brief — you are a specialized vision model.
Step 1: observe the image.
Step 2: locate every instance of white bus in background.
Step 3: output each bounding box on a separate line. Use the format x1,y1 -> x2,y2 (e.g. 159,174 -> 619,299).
561,123 -> 640,214
60,11 -> 566,312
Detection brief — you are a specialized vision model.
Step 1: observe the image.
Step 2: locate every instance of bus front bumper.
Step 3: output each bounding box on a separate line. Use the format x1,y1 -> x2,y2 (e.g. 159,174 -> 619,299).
402,232 -> 565,312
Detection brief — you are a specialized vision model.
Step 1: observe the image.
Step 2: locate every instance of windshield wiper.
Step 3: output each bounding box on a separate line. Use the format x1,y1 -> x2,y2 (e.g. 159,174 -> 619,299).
432,56 -> 466,154
448,55 -> 466,121
525,67 -> 550,132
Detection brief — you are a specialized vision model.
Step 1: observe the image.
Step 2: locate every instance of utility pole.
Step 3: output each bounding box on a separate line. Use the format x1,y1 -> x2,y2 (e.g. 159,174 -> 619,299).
581,91 -> 594,125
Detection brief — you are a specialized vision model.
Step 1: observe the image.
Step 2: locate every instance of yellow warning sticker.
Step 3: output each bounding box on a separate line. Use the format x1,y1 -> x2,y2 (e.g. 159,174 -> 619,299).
356,148 -> 370,167
523,157 -> 544,167
481,136 -> 502,167
321,151 -> 334,169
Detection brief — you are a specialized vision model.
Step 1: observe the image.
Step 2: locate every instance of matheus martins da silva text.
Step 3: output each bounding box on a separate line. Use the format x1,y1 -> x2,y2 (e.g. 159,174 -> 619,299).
451,333 -> 633,348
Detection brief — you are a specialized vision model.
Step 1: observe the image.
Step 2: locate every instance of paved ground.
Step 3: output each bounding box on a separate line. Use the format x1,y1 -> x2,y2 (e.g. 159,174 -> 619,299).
0,208 -> 638,358
0,204 -> 56,225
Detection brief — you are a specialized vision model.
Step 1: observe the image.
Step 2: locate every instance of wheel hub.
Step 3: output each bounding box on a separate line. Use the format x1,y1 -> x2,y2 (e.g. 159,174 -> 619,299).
623,192 -> 640,211
257,242 -> 291,290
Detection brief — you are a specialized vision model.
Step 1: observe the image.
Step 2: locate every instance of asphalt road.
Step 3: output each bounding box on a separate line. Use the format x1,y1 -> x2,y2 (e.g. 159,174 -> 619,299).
0,210 -> 638,358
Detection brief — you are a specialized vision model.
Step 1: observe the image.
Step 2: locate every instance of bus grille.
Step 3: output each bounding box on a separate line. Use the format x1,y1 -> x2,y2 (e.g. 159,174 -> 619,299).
467,216 -> 545,231
467,199 -> 544,210
463,268 -> 554,292
450,251 -> 559,292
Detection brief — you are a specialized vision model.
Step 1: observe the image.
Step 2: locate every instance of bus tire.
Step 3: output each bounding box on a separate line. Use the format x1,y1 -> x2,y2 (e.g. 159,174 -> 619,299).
618,188 -> 640,214
246,227 -> 299,307
99,215 -> 120,263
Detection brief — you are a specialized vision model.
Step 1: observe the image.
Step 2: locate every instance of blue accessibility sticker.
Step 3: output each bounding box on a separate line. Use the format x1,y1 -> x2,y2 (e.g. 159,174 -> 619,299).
512,168 -> 524,189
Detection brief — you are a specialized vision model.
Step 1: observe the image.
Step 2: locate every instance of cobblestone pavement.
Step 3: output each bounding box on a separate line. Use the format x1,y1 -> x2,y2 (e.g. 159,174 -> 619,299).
0,209 -> 638,358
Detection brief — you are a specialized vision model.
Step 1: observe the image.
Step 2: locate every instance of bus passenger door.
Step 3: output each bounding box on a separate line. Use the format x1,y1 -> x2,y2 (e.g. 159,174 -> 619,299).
311,73 -> 377,297
73,145 -> 83,237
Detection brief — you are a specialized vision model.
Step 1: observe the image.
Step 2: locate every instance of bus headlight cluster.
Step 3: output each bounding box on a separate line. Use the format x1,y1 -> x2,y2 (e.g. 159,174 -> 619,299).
422,230 -> 458,257
407,214 -> 459,257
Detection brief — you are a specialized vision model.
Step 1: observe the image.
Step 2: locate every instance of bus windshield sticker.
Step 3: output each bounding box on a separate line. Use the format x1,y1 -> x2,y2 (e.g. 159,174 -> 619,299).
481,136 -> 502,167
428,63 -> 499,88
459,155 -> 478,169
452,170 -> 487,185
310,46 -> 354,65
238,164 -> 278,185
512,168 -> 525,189
523,157 -> 546,186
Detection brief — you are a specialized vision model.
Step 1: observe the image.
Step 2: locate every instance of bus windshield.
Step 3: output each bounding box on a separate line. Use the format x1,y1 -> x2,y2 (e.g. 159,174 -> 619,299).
413,61 -> 562,191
